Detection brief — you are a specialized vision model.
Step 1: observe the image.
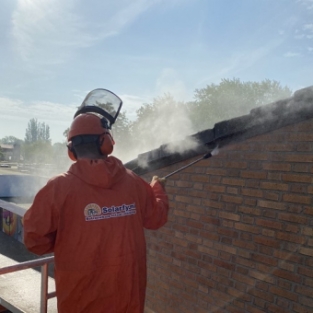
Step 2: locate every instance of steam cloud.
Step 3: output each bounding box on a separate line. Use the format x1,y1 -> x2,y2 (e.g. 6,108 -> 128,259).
114,95 -> 199,165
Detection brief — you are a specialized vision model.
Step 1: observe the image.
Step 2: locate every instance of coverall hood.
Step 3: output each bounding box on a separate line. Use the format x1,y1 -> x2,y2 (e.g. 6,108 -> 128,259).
68,156 -> 126,189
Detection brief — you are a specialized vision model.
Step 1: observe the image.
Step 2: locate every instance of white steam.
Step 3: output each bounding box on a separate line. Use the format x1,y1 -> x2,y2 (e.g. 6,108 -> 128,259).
211,145 -> 219,156
114,94 -> 199,164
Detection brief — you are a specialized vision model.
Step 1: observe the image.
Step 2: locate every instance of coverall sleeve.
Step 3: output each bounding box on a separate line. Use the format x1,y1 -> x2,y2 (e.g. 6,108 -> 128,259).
23,180 -> 59,255
142,179 -> 169,230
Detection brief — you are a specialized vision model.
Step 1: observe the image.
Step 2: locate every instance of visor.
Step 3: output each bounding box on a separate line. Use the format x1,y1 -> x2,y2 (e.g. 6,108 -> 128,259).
74,88 -> 123,129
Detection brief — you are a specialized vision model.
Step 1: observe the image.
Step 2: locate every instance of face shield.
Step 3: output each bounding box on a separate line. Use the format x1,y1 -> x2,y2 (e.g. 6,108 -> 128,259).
74,88 -> 123,129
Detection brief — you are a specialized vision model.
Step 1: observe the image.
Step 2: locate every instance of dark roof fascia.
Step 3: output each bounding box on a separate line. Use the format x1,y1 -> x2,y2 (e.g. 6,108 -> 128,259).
125,85 -> 313,176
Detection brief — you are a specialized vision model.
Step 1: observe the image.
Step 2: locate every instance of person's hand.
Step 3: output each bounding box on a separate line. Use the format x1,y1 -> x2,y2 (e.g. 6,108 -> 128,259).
151,176 -> 166,188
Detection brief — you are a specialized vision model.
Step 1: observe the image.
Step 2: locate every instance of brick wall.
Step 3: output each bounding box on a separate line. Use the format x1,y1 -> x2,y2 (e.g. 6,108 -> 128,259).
143,118 -> 313,313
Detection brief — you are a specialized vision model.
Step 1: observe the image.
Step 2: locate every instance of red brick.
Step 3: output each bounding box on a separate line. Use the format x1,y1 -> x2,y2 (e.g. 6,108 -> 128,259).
267,172 -> 281,181
288,132 -> 313,141
251,253 -> 278,266
286,154 -> 313,162
224,161 -> 247,169
206,168 -> 228,176
256,218 -> 283,230
234,223 -> 260,234
175,180 -> 193,187
298,266 -> 313,277
213,259 -> 235,271
241,171 -> 267,179
273,269 -> 301,283
278,213 -> 308,224
190,174 -> 209,183
238,206 -> 262,216
265,143 -> 293,151
202,199 -> 224,209
214,242 -> 237,255
269,286 -> 298,301
200,231 -> 219,242
283,193 -> 312,204
292,303 -> 313,313
276,232 -> 306,244
257,200 -> 286,210
297,142 -> 313,152
188,189 -> 208,198
248,288 -> 274,302
299,247 -> 313,257
304,206 -> 313,215
302,227 -> 313,236
233,239 -> 256,251
231,271 -> 255,286
197,245 -> 218,256
221,195 -> 243,204
245,153 -> 269,160
263,163 -> 291,171
260,181 -> 289,191
282,173 -> 312,183
218,211 -> 240,221
221,177 -> 245,186
204,185 -> 226,193
254,236 -> 280,248
241,188 -> 263,198
175,195 -> 193,204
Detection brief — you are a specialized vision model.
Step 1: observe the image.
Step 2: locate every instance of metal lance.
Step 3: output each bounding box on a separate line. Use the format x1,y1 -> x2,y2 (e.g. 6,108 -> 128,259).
163,146 -> 219,179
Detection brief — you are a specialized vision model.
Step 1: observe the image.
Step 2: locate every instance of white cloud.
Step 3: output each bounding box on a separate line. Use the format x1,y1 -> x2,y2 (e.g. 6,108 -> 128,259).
10,0 -> 183,65
155,68 -> 188,101
119,94 -> 151,121
283,51 -> 302,57
297,0 -> 313,10
0,96 -> 77,143
303,24 -> 313,32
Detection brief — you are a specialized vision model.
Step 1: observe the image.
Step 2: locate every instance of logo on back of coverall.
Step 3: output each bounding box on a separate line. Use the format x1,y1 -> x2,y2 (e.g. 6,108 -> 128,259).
84,203 -> 136,221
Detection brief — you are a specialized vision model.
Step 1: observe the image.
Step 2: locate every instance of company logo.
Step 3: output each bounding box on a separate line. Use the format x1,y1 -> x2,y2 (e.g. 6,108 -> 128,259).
84,203 -> 136,221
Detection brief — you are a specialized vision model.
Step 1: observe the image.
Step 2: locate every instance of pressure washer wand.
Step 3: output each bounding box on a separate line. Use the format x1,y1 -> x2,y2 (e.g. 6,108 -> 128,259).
163,146 -> 219,179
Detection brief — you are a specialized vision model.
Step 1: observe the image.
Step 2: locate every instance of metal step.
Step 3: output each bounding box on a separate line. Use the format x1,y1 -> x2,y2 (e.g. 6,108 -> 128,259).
0,254 -> 57,313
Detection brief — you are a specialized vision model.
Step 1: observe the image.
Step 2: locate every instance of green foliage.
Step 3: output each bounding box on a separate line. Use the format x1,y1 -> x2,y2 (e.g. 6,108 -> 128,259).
22,118 -> 52,163
22,140 -> 53,164
111,110 -> 132,156
25,118 -> 51,143
188,78 -> 293,131
0,136 -> 23,145
55,78 -> 295,162
122,93 -> 193,161
63,128 -> 69,139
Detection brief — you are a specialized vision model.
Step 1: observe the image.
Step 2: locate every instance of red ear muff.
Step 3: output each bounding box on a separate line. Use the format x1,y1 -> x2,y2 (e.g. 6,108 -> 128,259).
67,141 -> 77,161
99,132 -> 115,155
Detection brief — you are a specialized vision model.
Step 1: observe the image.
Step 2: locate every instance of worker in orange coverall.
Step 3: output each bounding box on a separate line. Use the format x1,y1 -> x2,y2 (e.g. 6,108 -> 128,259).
23,89 -> 169,313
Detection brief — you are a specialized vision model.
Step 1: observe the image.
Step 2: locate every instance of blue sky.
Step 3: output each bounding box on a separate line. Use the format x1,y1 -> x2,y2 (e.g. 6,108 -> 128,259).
0,0 -> 313,144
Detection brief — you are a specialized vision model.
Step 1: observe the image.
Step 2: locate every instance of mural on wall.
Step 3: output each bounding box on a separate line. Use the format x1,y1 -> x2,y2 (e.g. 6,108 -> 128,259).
0,207 -> 24,243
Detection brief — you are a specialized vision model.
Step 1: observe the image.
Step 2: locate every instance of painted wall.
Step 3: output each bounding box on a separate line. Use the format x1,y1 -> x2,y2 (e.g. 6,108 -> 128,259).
143,118 -> 313,313
0,174 -> 48,244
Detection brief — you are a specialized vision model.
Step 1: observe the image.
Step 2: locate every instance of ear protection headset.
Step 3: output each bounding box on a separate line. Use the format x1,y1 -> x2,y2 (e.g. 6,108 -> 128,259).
67,113 -> 115,161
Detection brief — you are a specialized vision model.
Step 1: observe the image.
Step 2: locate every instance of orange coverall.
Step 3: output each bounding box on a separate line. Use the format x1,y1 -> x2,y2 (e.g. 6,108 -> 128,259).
23,156 -> 169,313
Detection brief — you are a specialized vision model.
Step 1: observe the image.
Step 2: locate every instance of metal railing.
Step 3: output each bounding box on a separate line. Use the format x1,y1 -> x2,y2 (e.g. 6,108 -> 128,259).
0,256 -> 55,313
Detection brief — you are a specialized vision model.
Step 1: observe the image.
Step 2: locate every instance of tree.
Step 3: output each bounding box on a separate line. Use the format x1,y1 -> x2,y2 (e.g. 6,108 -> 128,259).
25,118 -> 51,143
187,78 -> 293,132
110,110 -> 132,160
0,136 -> 23,145
23,118 -> 52,164
22,140 -> 53,164
63,128 -> 69,139
127,94 -> 195,162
